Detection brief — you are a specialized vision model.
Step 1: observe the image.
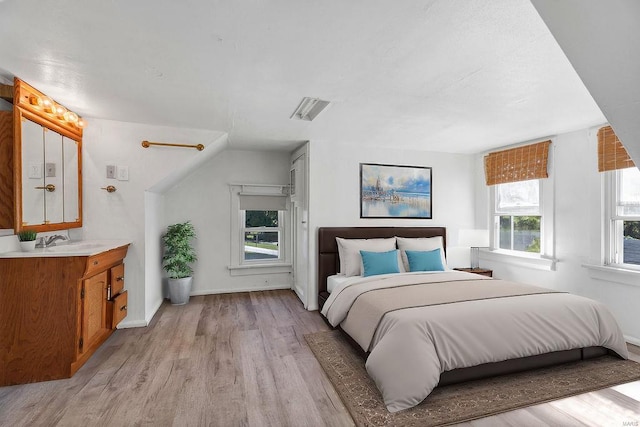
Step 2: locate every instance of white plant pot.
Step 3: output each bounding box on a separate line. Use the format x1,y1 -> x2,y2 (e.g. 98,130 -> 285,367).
168,277 -> 193,305
20,241 -> 36,252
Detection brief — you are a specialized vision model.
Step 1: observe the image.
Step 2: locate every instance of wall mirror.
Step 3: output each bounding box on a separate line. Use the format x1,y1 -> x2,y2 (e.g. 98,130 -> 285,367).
5,78 -> 83,232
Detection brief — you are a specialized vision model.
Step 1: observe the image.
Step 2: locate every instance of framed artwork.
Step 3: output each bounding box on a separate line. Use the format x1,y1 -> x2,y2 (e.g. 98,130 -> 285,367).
360,163 -> 432,219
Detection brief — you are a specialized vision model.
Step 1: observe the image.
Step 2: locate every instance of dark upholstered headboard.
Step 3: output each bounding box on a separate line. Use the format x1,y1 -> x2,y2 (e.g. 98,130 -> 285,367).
317,227 -> 447,308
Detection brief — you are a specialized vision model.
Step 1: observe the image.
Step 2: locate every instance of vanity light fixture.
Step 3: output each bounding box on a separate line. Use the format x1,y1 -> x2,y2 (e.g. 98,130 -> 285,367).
19,80 -> 86,130
290,97 -> 330,121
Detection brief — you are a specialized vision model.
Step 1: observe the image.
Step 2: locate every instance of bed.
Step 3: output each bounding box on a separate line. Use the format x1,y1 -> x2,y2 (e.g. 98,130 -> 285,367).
317,226 -> 629,412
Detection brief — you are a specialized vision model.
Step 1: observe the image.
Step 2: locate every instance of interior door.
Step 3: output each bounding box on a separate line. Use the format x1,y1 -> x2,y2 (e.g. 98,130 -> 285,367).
291,153 -> 308,306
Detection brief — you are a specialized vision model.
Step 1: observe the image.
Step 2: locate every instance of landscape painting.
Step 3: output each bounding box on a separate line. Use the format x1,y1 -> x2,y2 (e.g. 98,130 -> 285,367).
360,163 -> 432,219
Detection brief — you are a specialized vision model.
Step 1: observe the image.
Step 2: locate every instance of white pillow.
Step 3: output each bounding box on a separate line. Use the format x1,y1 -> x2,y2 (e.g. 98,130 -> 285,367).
335,237 -> 397,277
395,236 -> 447,272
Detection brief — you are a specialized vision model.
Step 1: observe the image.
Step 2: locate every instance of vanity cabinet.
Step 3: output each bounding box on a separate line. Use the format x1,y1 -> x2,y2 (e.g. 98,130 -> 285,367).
0,244 -> 129,386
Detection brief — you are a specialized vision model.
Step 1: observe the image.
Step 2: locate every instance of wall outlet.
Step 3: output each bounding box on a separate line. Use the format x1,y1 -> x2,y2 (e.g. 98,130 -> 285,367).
117,166 -> 129,181
106,165 -> 116,179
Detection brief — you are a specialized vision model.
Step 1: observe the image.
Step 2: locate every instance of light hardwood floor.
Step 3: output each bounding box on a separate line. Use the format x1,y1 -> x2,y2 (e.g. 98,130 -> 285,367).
0,290 -> 638,426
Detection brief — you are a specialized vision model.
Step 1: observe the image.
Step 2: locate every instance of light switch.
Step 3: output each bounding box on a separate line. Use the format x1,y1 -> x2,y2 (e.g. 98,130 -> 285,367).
117,166 -> 129,181
45,162 -> 56,177
28,163 -> 42,179
106,165 -> 116,179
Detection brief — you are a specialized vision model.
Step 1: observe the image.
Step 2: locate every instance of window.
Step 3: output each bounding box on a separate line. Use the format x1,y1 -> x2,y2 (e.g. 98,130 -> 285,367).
607,167 -> 640,267
228,184 -> 291,274
484,140 -> 554,267
493,180 -> 542,253
242,210 -> 283,262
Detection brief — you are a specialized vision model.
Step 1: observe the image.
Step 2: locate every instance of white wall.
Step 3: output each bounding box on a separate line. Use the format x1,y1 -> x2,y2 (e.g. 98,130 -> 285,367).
78,118 -> 227,327
306,141 -> 476,310
163,149 -> 293,295
475,127 -> 640,343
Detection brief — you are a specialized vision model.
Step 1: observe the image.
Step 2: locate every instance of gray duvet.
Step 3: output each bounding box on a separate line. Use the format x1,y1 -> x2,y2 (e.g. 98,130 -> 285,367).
321,271 -> 629,412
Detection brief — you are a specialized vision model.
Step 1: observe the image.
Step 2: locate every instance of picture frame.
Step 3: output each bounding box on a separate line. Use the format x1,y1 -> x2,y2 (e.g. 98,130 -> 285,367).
360,163 -> 432,219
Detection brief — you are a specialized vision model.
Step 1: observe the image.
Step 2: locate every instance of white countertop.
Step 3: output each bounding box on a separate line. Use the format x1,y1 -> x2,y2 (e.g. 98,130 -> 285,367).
0,240 -> 132,258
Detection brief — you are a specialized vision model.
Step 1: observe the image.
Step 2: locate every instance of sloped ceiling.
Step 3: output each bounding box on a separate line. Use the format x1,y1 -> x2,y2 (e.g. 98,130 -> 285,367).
0,0 -> 605,153
531,0 -> 640,165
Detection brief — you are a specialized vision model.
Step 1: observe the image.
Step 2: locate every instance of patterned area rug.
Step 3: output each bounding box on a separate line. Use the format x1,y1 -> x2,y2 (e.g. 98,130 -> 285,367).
305,330 -> 640,427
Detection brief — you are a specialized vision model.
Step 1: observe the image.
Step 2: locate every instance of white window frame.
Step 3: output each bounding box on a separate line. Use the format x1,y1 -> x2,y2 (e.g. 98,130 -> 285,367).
241,210 -> 284,264
228,184 -> 292,276
492,179 -> 543,254
603,168 -> 640,270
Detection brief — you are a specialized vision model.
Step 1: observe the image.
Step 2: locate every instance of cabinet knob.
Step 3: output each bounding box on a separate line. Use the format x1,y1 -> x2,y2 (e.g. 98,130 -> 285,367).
120,305 -> 127,311
116,276 -> 124,282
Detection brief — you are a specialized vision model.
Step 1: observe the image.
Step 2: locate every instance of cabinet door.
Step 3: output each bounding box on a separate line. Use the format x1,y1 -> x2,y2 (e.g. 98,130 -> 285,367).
43,128 -> 63,223
62,136 -> 80,224
21,118 -> 45,226
81,271 -> 109,354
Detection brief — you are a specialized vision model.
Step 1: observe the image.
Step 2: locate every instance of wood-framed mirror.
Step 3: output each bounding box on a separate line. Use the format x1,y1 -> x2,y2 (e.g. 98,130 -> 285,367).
0,78 -> 83,233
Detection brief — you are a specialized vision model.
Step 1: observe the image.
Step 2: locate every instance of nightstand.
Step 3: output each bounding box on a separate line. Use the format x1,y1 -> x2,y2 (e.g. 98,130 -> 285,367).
453,268 -> 493,278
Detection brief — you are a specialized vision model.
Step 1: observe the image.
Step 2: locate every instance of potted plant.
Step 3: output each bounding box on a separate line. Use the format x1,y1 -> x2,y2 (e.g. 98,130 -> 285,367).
162,221 -> 197,305
17,230 -> 37,252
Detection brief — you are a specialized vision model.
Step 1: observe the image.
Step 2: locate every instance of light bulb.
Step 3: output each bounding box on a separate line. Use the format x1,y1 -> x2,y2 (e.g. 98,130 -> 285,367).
64,111 -> 78,124
55,105 -> 67,118
42,98 -> 55,113
76,118 -> 86,128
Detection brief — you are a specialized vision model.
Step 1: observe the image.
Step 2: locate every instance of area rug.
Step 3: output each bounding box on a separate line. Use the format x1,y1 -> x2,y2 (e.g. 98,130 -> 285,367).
305,330 -> 640,427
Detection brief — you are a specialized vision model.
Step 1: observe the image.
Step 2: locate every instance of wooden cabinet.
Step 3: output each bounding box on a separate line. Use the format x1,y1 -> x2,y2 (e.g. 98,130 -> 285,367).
0,244 -> 129,386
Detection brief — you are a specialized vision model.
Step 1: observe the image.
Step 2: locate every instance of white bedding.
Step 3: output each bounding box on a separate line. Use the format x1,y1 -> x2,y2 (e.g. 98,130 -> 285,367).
326,274 -> 351,293
321,271 -> 629,412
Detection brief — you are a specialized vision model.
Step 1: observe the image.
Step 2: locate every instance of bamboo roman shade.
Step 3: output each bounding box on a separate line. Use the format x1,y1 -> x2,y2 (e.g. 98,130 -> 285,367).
484,140 -> 551,186
597,126 -> 635,172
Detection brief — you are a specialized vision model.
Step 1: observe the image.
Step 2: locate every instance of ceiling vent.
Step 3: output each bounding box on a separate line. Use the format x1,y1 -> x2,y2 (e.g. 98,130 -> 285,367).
290,97 -> 330,121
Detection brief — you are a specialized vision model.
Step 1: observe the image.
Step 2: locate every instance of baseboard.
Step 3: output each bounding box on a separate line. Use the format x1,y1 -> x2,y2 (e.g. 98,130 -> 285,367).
116,297 -> 164,329
117,319 -> 148,329
625,335 -> 640,347
190,284 -> 291,296
144,297 -> 164,326
293,285 -> 305,308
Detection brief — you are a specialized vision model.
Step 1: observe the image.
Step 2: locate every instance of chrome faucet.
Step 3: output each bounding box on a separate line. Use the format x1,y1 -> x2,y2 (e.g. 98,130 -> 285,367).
35,234 -> 69,248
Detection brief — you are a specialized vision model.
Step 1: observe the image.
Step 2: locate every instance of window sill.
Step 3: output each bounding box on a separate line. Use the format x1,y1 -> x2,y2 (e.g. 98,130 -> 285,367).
227,263 -> 292,276
479,249 -> 556,271
582,263 -> 640,288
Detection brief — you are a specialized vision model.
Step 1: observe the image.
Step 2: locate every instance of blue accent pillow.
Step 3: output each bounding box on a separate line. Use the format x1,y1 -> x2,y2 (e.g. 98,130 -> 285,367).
405,249 -> 445,272
360,250 -> 400,277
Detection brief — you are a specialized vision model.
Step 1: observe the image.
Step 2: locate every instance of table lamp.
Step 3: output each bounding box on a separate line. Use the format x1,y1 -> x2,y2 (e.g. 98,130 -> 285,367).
458,229 -> 489,270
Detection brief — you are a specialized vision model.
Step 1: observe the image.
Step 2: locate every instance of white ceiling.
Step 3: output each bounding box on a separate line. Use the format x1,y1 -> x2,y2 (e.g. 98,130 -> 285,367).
0,0 -> 605,154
